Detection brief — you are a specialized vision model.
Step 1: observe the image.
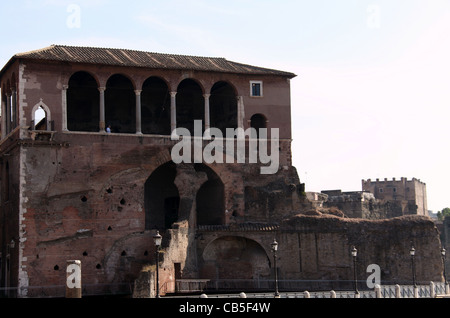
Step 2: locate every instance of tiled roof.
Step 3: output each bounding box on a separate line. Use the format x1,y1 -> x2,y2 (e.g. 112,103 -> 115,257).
10,45 -> 296,78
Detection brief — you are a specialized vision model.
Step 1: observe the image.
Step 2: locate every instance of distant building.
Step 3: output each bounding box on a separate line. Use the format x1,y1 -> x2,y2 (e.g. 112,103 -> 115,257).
362,178 -> 428,216
309,177 -> 428,219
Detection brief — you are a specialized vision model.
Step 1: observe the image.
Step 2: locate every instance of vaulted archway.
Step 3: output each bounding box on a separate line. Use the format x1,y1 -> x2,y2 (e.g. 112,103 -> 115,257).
144,161 -> 180,230
141,77 -> 171,135
105,74 -> 136,133
67,71 -> 99,132
210,81 -> 237,133
176,79 -> 204,136
202,236 -> 270,279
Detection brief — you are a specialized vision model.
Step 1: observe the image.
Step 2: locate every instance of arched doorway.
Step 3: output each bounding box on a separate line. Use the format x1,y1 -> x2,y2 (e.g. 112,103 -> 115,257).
144,161 -> 180,230
195,163 -> 225,226
202,236 -> 270,279
141,77 -> 171,135
67,71 -> 99,132
250,113 -> 267,138
210,81 -> 237,133
176,79 -> 204,136
105,74 -> 136,133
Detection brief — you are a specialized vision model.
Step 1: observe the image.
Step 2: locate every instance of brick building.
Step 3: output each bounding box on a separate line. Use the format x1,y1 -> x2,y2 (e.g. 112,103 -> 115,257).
0,45 -> 303,297
0,46 -> 443,298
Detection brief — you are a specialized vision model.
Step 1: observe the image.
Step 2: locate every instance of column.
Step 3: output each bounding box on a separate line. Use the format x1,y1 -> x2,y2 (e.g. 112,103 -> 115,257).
99,87 -> 106,132
62,85 -> 68,131
203,93 -> 211,139
135,90 -> 142,134
237,96 -> 245,139
170,91 -> 177,134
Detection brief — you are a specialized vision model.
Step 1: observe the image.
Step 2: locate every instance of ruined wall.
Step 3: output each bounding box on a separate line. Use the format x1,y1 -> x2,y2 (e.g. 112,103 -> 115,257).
321,190 -> 405,219
16,131 -> 300,296
279,214 -> 443,285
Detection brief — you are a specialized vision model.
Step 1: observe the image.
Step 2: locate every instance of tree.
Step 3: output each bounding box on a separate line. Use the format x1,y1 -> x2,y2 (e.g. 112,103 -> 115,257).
437,207 -> 450,221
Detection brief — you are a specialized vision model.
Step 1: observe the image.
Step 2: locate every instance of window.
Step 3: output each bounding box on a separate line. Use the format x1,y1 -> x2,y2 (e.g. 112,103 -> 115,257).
379,188 -> 383,193
250,81 -> 263,97
393,187 -> 397,193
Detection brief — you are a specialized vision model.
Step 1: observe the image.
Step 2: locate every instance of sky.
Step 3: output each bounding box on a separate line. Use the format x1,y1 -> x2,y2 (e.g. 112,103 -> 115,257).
1,0 -> 449,212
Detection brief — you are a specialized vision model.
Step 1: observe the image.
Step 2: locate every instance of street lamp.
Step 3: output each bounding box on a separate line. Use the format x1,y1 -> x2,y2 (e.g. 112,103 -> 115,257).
351,246 -> 359,297
410,246 -> 416,288
442,248 -> 448,293
271,239 -> 280,298
153,231 -> 162,298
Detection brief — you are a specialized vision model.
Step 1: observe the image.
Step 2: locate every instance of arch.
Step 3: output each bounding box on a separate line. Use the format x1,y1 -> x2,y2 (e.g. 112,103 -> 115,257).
210,81 -> 238,133
31,100 -> 52,131
202,236 -> 271,279
144,161 -> 180,230
67,71 -> 100,132
250,113 -> 268,138
141,76 -> 171,135
176,79 -> 204,136
195,163 -> 225,226
105,74 -> 136,133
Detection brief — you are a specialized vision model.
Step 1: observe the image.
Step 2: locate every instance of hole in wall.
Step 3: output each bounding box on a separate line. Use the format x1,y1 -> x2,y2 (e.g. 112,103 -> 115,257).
106,188 -> 113,194
107,226 -> 112,231
81,196 -> 88,202
54,265 -> 59,271
120,198 -> 126,205
96,264 -> 102,269
121,251 -> 127,256
83,251 -> 88,256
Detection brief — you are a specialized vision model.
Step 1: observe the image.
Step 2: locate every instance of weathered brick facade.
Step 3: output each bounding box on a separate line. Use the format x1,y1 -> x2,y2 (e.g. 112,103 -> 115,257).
0,46 -> 444,298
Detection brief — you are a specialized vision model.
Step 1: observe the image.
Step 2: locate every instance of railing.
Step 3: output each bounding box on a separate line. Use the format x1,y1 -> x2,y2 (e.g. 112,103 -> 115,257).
173,279 -> 450,299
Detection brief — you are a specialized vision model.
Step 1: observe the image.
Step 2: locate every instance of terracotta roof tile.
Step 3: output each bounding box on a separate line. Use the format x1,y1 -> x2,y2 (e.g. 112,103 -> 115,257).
12,45 -> 296,78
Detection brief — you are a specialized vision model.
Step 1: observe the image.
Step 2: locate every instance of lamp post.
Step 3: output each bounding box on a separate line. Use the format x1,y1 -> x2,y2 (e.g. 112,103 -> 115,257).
153,231 -> 162,298
351,246 -> 359,297
410,246 -> 416,288
271,239 -> 280,298
442,248 -> 448,293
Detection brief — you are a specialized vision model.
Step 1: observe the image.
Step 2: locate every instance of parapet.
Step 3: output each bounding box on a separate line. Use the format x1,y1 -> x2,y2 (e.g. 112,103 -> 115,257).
362,177 -> 426,186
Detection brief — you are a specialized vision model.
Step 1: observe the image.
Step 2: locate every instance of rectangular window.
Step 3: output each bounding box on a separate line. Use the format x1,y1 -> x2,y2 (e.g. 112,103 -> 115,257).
250,81 -> 263,97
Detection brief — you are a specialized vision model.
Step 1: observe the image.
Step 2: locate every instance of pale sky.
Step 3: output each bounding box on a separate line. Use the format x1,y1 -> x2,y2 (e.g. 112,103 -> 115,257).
1,0 -> 449,212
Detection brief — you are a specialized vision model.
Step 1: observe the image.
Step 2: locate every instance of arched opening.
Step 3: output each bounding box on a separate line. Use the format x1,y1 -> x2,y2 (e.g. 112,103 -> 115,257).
144,161 -> 180,230
31,102 -> 52,131
250,113 -> 267,138
141,77 -> 171,135
67,71 -> 99,132
105,74 -> 136,133
176,79 -> 204,136
34,106 -> 47,130
195,164 -> 225,226
202,236 -> 270,279
210,81 -> 237,133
